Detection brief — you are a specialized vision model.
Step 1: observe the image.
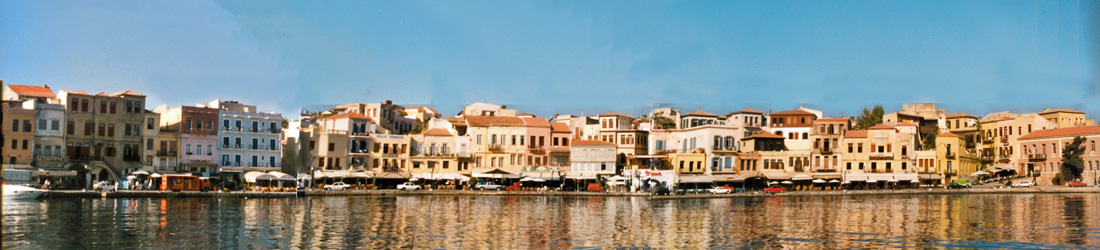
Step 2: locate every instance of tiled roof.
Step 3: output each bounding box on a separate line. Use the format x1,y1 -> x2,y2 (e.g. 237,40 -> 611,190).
1018,125 -> 1100,140
599,112 -> 633,118
868,124 -> 896,130
6,85 -> 56,98
112,90 -> 146,97
815,117 -> 850,122
571,140 -> 616,146
465,116 -> 525,127
769,109 -> 814,116
444,117 -> 465,125
945,113 -> 977,119
937,132 -> 960,138
518,112 -> 535,117
521,117 -> 551,128
1039,108 -> 1085,115
320,112 -> 373,122
732,108 -> 764,114
405,106 -> 440,114
895,122 -> 918,127
843,130 -> 868,138
684,110 -> 718,117
550,122 -> 571,133
421,128 -> 453,136
742,131 -> 784,140
60,89 -> 90,95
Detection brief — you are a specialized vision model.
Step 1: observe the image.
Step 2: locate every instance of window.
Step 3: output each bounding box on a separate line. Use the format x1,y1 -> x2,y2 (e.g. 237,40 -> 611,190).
98,123 -> 106,136
11,119 -> 17,132
848,143 -> 853,153
107,124 -> 115,137
857,143 -> 863,153
147,139 -> 154,150
67,121 -> 75,135
85,122 -> 93,135
100,101 -> 107,113
81,99 -> 88,112
51,120 -> 59,131
22,120 -> 31,132
328,143 -> 335,152
71,98 -> 79,111
109,102 -> 117,114
847,162 -> 852,170
207,121 -> 213,131
38,119 -> 46,130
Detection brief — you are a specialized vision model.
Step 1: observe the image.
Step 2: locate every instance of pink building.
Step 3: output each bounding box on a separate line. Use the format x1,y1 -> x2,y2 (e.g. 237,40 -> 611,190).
1017,125 -> 1100,185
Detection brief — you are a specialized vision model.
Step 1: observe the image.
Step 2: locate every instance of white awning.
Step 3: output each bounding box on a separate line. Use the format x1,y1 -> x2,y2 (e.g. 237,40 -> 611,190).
244,171 -> 276,183
791,174 -> 813,181
472,168 -> 521,178
679,174 -> 716,183
763,172 -> 794,180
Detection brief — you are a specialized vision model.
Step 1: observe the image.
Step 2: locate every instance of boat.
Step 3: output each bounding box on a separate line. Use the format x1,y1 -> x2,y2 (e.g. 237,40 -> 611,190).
3,182 -> 46,200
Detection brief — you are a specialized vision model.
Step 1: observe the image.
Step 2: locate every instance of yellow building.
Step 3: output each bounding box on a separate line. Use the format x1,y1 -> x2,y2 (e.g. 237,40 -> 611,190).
936,132 -> 978,179
2,101 -> 36,166
1038,108 -> 1094,128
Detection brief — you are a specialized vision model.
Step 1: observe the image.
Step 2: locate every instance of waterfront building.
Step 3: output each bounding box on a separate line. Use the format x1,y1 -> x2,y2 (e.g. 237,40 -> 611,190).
549,122 -> 572,168
724,108 -> 766,138
737,131 -> 785,180
839,124 -> 920,184
1038,108 -> 1094,128
810,117 -> 850,172
679,110 -> 724,129
309,112 -> 375,170
409,128 -> 466,182
935,131 -> 978,182
331,100 -> 415,134
670,153 -> 709,187
977,112 -> 1056,176
157,105 -> 219,177
596,112 -> 648,171
569,140 -> 616,179
944,113 -> 980,158
368,133 -> 413,183
205,100 -> 283,182
461,102 -> 518,117
3,101 -> 36,168
152,128 -> 179,173
140,110 -> 159,173
1017,125 -> 1100,185
521,117 -> 552,168
883,103 -> 947,129
764,108 -> 817,177
465,115 -> 527,177
60,89 -> 147,187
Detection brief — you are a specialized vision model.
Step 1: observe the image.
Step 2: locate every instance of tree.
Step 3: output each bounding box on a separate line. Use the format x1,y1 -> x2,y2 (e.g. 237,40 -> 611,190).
1060,136 -> 1087,181
853,105 -> 884,129
920,125 -> 939,150
651,111 -> 676,129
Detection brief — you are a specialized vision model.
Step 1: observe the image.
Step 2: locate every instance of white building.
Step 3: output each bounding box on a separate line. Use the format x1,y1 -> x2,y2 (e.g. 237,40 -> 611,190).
206,100 -> 283,174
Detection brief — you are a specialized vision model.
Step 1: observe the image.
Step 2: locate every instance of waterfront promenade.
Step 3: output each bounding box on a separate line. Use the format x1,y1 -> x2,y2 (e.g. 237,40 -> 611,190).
42,186 -> 1100,199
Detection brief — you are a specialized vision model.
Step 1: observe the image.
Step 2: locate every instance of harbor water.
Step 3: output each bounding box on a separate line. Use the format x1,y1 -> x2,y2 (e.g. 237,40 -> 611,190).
4,193 -> 1100,249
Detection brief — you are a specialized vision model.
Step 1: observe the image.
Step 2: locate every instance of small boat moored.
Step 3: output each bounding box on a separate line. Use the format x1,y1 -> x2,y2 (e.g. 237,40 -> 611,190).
3,182 -> 47,200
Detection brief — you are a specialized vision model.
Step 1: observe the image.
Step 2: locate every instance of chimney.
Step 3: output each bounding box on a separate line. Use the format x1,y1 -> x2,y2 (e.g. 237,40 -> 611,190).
385,100 -> 392,105
501,105 -> 507,109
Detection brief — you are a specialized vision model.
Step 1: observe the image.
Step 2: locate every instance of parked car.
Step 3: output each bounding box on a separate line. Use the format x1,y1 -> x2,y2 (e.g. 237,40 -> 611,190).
948,179 -> 972,189
93,181 -> 117,192
710,186 -> 733,194
1012,181 -> 1034,188
323,182 -> 350,191
396,182 -> 421,190
764,185 -> 786,193
1067,181 -> 1088,187
475,182 -> 505,190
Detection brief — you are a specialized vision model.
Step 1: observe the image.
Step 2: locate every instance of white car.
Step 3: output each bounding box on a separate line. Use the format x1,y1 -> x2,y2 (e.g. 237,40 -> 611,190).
475,182 -> 505,190
710,186 -> 733,194
93,181 -> 117,192
1013,181 -> 1035,188
396,182 -> 421,190
323,182 -> 350,191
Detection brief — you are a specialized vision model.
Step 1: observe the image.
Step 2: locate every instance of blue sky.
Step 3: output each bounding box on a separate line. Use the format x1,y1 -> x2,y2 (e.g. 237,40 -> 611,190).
3,0 -> 1098,120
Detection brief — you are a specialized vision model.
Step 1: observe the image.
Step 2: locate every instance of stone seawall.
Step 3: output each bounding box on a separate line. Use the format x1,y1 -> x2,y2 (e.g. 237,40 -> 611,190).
40,187 -> 1099,199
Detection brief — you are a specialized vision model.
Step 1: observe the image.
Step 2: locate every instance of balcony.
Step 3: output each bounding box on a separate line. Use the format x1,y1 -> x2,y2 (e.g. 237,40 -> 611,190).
156,150 -> 178,157
816,148 -> 833,154
867,169 -> 892,173
33,155 -> 65,163
869,152 -> 894,160
529,147 -> 545,154
456,152 -> 472,158
488,144 -> 504,153
1000,136 -> 1009,143
1028,154 -> 1046,161
68,155 -> 99,162
945,151 -> 955,159
982,137 -> 994,144
978,155 -> 994,163
123,155 -> 142,162
349,149 -> 370,155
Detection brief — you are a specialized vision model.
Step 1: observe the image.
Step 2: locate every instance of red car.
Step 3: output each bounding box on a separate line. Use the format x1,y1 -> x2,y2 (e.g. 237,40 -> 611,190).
764,185 -> 786,193
1067,181 -> 1088,187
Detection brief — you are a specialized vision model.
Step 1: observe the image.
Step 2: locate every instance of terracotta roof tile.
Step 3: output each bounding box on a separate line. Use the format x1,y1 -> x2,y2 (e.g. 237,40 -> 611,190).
521,117 -> 551,127
769,109 -> 814,116
550,122 -> 571,133
868,124 -> 896,130
844,130 -> 869,138
571,140 -> 616,146
741,131 -> 784,140
60,89 -> 90,95
421,128 -> 453,136
465,116 -> 525,127
814,117 -> 850,122
1039,108 -> 1085,115
937,132 -> 960,138
684,110 -> 718,117
112,90 -> 146,97
732,108 -> 764,114
895,122 -> 918,127
6,85 -> 56,98
1018,125 -> 1100,140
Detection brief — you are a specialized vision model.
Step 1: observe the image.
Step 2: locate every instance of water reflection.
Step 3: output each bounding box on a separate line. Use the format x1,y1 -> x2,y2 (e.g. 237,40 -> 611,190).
3,194 -> 1099,249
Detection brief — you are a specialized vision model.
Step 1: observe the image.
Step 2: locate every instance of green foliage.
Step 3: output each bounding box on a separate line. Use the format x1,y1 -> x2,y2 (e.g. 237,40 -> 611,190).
652,115 -> 676,129
853,105 -> 884,129
921,125 -> 939,150
1060,136 -> 1086,181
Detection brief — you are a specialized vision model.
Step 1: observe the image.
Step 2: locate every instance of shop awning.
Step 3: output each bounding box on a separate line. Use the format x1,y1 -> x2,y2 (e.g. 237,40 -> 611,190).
791,174 -> 813,181
713,174 -> 745,182
376,172 -> 412,179
244,171 -> 276,183
32,170 -> 78,176
763,172 -> 794,180
918,173 -> 944,180
472,168 -> 521,179
679,174 -> 716,183
566,172 -> 598,180
812,173 -> 843,179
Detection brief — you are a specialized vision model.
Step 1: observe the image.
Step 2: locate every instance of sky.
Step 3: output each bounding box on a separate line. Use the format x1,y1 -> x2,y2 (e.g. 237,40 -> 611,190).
2,0 -> 1098,121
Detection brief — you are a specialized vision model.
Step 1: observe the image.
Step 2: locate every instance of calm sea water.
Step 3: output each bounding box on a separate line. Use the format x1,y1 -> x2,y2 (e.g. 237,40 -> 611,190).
4,194 -> 1100,249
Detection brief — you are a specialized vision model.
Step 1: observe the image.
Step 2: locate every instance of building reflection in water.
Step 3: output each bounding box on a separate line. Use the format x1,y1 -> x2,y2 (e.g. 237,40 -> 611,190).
2,194 -> 1099,249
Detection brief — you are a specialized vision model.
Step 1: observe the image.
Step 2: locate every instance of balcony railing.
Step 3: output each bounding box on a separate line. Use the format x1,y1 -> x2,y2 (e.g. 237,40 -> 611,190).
982,137 -> 994,144
156,150 -> 178,157
529,148 -> 545,154
33,155 -> 64,162
945,152 -> 955,159
488,144 -> 504,152
1028,154 -> 1046,161
456,152 -> 472,158
869,152 -> 894,160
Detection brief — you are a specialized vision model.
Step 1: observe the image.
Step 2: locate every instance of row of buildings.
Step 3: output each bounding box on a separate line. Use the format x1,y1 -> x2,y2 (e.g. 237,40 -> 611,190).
3,82 -> 1099,189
